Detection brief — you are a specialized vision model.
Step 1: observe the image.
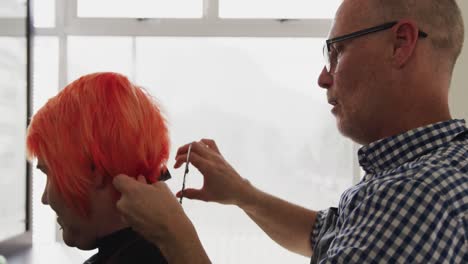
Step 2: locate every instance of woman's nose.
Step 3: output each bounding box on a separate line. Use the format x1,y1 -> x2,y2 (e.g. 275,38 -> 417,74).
41,181 -> 49,205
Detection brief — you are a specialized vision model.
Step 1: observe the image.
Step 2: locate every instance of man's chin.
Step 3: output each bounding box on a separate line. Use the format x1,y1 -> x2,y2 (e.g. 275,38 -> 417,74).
336,118 -> 356,141
336,117 -> 348,135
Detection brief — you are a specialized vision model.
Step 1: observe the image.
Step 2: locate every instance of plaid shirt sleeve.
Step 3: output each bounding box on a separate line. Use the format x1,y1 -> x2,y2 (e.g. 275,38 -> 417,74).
318,177 -> 467,263
462,214 -> 468,255
310,209 -> 328,248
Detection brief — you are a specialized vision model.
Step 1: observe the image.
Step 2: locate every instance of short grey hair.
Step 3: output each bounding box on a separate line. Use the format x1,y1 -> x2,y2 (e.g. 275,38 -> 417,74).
373,0 -> 464,69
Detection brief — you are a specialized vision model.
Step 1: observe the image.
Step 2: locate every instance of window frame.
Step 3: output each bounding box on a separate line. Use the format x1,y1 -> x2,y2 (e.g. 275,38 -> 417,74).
37,0 -> 333,37
35,0 -> 335,99
0,18 -> 26,36
0,0 -> 33,256
29,0 -> 363,247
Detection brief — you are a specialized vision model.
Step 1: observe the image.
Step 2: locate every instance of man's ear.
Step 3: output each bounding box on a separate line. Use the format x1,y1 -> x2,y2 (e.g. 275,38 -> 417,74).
392,20 -> 420,68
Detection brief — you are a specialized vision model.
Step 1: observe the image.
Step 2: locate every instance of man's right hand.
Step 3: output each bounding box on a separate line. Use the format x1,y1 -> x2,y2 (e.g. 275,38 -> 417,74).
174,139 -> 317,257
174,139 -> 252,207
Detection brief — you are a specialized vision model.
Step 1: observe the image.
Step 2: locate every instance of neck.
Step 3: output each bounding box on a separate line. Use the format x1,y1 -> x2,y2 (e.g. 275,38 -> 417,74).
372,62 -> 453,141
96,213 -> 129,238
381,111 -> 451,141
90,184 -> 130,239
368,93 -> 452,145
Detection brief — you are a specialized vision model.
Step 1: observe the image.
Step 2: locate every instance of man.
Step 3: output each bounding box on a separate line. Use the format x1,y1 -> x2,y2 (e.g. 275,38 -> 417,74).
113,0 -> 467,263
27,72 -> 172,263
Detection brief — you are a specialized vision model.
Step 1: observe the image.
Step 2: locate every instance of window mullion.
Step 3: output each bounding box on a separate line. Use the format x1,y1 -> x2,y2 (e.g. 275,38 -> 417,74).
66,0 -> 78,28
203,0 -> 219,20
57,0 -> 68,90
0,19 -> 26,36
59,0 -> 330,38
131,36 -> 137,82
54,0 -> 68,242
61,18 -> 330,37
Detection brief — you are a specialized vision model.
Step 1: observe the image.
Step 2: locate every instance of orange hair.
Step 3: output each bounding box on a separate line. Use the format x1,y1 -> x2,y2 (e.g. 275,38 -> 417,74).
27,72 -> 170,216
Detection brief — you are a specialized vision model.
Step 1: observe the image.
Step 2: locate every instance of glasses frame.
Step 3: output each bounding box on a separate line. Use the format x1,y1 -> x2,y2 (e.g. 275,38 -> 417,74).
323,21 -> 428,72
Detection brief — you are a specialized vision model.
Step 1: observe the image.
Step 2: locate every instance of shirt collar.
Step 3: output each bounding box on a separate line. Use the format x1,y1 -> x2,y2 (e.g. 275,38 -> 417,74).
358,119 -> 467,175
84,227 -> 137,264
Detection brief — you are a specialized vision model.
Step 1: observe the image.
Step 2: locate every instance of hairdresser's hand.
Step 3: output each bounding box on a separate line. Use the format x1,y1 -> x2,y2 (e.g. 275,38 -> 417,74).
174,139 -> 252,206
113,175 -> 211,263
113,175 -> 186,243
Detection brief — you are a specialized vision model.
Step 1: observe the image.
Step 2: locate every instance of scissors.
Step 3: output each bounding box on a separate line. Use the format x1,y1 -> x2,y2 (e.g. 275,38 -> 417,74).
179,144 -> 192,204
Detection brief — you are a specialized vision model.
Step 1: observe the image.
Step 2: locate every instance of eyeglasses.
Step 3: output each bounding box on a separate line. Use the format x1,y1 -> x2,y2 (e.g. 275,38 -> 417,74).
323,21 -> 428,73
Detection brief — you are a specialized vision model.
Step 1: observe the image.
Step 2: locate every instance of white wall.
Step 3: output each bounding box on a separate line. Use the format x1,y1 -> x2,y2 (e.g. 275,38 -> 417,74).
450,0 -> 468,120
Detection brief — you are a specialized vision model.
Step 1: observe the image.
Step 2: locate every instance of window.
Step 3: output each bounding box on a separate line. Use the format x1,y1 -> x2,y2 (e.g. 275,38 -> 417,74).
32,36 -> 59,244
67,37 -> 133,81
136,37 -> 351,263
33,0 -> 55,27
77,0 -> 203,18
219,0 -> 341,19
0,37 -> 27,241
32,1 -> 356,263
0,0 -> 26,18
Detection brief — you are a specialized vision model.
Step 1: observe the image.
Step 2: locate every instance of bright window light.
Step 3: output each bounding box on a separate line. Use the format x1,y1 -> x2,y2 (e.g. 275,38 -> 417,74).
219,0 -> 342,19
67,36 -> 133,83
28,1 -> 350,263
131,37 -> 352,263
0,0 -> 26,18
77,0 -> 203,18
33,0 -> 55,28
64,35 -> 352,263
0,37 -> 27,242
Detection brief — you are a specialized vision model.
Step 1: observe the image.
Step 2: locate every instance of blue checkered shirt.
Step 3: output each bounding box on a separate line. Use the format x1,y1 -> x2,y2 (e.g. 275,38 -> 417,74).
310,119 -> 468,263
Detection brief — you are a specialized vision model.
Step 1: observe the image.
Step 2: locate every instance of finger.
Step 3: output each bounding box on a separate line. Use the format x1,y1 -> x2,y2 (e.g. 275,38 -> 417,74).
175,141 -> 196,157
175,142 -> 215,167
176,188 -> 208,201
152,181 -> 169,189
137,175 -> 146,183
174,152 -> 209,172
116,203 -> 133,226
190,141 -> 216,158
173,155 -> 184,168
200,138 -> 220,153
113,174 -> 134,193
115,197 -> 128,215
174,152 -> 194,168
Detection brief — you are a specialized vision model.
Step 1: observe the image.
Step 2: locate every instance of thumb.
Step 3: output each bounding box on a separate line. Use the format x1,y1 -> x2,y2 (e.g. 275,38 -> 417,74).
136,175 -> 147,183
113,174 -> 134,193
176,188 -> 208,201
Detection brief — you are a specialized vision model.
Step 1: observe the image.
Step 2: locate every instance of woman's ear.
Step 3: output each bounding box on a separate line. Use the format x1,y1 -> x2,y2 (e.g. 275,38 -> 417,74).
93,173 -> 107,189
91,163 -> 107,189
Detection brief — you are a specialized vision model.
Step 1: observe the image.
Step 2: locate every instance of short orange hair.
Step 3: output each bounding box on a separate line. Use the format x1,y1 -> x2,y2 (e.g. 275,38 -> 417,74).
27,72 -> 170,216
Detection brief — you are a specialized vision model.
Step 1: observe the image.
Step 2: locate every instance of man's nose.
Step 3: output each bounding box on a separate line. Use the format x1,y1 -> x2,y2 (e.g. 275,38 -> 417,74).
317,66 -> 333,89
